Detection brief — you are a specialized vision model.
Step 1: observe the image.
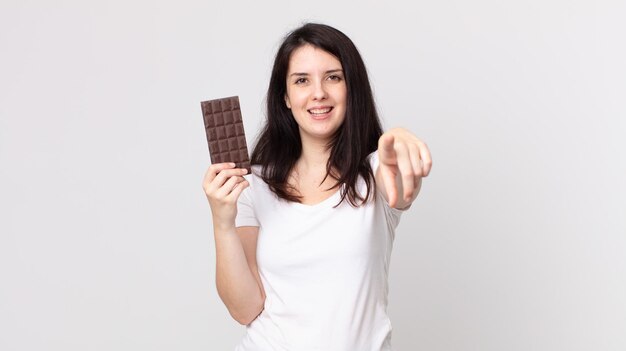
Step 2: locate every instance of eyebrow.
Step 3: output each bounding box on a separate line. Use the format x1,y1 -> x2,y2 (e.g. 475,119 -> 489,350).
289,69 -> 343,77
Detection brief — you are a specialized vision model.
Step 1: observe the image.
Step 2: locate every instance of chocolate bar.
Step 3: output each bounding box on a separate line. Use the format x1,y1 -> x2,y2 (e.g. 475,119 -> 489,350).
200,96 -> 251,173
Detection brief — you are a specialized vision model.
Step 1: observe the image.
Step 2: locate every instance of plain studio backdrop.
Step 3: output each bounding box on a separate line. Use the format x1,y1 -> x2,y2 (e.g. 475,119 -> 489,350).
1,1 -> 625,350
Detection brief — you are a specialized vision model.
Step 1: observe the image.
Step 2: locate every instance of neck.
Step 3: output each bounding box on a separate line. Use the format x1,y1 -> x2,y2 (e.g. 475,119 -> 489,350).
296,135 -> 332,175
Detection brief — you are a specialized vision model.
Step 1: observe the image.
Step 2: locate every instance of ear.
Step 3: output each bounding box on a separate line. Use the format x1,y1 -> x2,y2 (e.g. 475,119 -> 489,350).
284,94 -> 291,109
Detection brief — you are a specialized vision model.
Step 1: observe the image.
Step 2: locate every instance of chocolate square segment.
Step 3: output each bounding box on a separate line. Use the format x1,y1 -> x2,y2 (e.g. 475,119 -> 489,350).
200,96 -> 251,172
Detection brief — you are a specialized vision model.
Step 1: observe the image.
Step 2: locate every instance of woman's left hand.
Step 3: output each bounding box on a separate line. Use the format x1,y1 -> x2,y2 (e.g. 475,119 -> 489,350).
377,128 -> 432,209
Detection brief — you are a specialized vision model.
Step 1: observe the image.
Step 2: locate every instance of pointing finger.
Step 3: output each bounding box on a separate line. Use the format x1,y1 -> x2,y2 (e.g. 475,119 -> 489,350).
378,134 -> 396,165
395,142 -> 415,202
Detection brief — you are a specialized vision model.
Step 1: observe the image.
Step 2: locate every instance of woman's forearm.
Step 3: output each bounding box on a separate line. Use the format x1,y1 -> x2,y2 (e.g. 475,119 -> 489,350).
213,225 -> 265,325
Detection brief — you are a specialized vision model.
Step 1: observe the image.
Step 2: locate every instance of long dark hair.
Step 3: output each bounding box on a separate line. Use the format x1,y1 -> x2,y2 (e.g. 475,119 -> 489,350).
251,23 -> 383,207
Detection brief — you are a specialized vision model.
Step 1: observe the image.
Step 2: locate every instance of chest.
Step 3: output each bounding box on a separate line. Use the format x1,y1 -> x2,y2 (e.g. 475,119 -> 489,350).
253,195 -> 392,277
290,171 -> 340,205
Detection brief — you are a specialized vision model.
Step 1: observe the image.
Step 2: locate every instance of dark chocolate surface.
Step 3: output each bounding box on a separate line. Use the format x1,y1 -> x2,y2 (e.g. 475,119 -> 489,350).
200,96 -> 251,172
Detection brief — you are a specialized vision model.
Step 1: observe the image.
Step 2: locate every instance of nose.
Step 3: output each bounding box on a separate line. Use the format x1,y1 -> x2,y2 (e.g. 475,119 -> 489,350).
312,80 -> 327,100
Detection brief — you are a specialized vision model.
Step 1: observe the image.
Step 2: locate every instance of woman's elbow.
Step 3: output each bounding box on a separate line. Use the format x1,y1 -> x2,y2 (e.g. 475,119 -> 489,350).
230,297 -> 265,325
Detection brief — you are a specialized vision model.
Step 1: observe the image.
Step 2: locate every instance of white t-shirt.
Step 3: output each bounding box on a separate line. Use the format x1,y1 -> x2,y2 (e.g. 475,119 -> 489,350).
234,152 -> 403,351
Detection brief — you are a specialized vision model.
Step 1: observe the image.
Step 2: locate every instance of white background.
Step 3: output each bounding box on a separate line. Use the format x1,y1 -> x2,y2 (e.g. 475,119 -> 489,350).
1,1 -> 625,350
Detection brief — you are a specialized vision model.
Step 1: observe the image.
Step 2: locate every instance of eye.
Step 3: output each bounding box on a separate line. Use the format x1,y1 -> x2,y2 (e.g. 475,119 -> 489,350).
327,74 -> 343,82
294,77 -> 308,84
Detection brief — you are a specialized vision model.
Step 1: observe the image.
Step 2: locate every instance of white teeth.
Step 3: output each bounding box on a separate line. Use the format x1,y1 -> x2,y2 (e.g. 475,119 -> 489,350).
309,107 -> 332,114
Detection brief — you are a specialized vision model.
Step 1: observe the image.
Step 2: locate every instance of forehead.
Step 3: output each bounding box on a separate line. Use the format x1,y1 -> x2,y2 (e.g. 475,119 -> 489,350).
287,44 -> 342,73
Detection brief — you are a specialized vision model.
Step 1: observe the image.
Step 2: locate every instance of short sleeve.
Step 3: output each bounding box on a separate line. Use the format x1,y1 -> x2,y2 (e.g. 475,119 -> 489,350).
235,174 -> 260,227
368,151 -> 404,230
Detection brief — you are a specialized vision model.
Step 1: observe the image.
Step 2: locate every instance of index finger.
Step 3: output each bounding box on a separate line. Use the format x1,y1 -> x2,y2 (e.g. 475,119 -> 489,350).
204,162 -> 236,183
378,134 -> 397,166
380,164 -> 399,208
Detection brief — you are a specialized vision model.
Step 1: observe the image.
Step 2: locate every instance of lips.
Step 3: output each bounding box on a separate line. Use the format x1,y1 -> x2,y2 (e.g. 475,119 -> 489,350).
307,106 -> 333,119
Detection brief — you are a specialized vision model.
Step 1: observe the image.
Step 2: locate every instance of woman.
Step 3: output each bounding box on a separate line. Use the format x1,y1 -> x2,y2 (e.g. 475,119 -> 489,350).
203,23 -> 432,351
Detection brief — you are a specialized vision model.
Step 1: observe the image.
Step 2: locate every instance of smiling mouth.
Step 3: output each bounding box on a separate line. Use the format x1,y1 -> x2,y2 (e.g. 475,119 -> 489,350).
308,107 -> 333,115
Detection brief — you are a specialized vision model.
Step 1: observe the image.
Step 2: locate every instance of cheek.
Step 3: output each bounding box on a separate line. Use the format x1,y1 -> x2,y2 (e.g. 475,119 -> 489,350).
335,86 -> 348,103
290,92 -> 309,107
